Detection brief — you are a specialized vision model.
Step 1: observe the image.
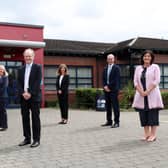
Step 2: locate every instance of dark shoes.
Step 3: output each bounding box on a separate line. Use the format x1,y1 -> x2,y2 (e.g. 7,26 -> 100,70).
30,141 -> 40,148
18,139 -> 31,146
0,128 -> 7,131
58,120 -> 68,124
101,122 -> 112,127
111,123 -> 120,128
19,139 -> 40,148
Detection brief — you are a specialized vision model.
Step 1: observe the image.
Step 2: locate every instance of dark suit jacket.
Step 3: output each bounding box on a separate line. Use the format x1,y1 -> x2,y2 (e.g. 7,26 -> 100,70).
103,64 -> 120,92
17,64 -> 42,102
0,76 -> 8,99
56,75 -> 69,94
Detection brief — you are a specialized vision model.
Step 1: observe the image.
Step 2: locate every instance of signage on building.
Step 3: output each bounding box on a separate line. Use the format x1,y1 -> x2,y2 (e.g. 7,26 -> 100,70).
3,54 -> 12,58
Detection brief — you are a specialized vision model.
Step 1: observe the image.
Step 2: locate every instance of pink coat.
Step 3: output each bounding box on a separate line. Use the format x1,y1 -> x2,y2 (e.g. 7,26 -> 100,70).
132,64 -> 164,109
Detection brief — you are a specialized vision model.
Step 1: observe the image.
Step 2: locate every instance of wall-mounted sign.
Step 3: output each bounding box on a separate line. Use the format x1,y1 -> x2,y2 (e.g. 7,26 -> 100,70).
3,54 -> 12,58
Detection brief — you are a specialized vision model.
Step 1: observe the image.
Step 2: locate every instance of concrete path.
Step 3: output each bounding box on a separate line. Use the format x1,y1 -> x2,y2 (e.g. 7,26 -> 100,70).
0,108 -> 168,168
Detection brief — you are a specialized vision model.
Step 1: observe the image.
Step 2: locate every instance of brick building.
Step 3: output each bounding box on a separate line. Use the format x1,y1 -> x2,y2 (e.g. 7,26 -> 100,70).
0,22 -> 45,107
0,22 -> 168,107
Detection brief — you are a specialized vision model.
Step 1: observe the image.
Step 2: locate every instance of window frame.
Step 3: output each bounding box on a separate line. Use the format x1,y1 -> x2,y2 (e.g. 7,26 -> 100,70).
44,65 -> 93,91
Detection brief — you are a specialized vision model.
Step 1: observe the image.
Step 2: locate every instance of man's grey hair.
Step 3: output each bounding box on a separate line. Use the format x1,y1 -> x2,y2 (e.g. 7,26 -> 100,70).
23,48 -> 35,57
107,53 -> 115,58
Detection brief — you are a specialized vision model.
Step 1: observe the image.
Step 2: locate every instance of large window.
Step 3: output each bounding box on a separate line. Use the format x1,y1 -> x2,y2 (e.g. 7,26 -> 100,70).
119,64 -> 130,88
44,65 -> 93,90
159,64 -> 168,89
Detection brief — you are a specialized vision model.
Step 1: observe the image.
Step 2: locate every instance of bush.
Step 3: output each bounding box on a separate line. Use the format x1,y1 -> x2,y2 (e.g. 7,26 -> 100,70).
45,100 -> 58,107
119,81 -> 135,109
75,88 -> 103,109
161,91 -> 168,109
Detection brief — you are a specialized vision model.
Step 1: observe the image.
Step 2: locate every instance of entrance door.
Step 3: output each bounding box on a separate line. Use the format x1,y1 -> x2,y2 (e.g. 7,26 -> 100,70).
0,61 -> 23,108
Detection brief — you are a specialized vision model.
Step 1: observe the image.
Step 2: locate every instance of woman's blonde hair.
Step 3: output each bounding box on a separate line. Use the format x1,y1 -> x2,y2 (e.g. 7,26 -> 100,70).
57,64 -> 68,75
0,65 -> 8,76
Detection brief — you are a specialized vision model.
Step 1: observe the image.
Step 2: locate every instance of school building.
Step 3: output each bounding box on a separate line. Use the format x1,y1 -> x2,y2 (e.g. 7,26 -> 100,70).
0,22 -> 168,107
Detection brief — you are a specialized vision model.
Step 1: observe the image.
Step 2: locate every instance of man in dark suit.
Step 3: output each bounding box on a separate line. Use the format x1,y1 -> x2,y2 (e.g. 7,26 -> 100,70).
18,48 -> 42,148
101,54 -> 121,128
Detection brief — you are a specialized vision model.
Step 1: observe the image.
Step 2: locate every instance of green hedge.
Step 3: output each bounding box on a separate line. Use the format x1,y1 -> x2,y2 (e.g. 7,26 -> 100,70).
45,100 -> 58,107
75,88 -> 103,109
45,86 -> 168,109
119,81 -> 135,109
161,92 -> 168,109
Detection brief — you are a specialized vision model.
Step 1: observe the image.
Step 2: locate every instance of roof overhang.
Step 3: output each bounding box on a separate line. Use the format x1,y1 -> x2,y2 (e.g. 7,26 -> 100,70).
0,39 -> 46,48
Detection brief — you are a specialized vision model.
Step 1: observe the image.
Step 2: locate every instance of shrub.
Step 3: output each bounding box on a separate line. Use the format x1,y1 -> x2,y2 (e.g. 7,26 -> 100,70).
75,88 -> 103,109
119,81 -> 135,109
45,100 -> 57,107
161,91 -> 168,109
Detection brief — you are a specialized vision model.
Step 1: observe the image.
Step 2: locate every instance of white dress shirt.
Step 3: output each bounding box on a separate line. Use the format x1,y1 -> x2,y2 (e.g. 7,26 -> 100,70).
59,75 -> 64,87
24,63 -> 32,92
107,64 -> 113,84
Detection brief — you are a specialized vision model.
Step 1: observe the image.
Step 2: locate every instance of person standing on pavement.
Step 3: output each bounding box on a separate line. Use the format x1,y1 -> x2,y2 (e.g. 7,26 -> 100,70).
56,64 -> 70,124
101,54 -> 121,128
0,65 -> 8,131
132,50 -> 164,142
17,48 -> 42,148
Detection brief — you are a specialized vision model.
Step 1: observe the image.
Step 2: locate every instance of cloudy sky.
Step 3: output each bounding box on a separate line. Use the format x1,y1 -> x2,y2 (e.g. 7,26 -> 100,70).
0,0 -> 168,42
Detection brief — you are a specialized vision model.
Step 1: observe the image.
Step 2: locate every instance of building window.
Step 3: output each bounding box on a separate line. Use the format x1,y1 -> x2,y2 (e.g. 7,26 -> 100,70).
44,66 -> 57,90
114,64 -> 168,89
44,65 -> 93,91
159,64 -> 168,89
119,64 -> 130,88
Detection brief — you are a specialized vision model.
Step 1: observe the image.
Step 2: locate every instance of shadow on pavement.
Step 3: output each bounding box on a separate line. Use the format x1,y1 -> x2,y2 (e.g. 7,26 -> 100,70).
42,123 -> 59,128
0,145 -> 29,155
73,126 -> 111,133
100,139 -> 152,153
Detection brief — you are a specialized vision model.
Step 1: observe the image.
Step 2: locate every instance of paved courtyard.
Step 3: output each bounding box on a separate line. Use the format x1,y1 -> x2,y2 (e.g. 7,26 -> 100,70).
0,108 -> 168,168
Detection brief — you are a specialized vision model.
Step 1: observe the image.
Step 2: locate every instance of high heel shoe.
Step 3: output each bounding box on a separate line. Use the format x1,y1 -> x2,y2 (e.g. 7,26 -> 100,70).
141,136 -> 150,141
147,136 -> 157,142
58,121 -> 64,124
63,120 -> 68,124
58,120 -> 68,124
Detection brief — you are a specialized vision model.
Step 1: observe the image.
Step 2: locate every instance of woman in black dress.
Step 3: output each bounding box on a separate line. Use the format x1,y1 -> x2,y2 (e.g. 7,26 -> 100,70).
132,50 -> 164,142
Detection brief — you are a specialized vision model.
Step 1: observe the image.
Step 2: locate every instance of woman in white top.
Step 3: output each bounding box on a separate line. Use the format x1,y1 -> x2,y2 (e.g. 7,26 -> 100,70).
56,64 -> 69,124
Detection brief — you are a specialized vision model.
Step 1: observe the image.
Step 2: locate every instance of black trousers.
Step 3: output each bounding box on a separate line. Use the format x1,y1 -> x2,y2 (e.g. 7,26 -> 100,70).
104,91 -> 120,124
58,93 -> 68,120
20,99 -> 41,142
0,99 -> 8,128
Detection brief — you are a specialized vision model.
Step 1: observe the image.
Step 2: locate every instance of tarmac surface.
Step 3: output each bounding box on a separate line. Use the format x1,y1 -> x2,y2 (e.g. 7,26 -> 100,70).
0,108 -> 168,168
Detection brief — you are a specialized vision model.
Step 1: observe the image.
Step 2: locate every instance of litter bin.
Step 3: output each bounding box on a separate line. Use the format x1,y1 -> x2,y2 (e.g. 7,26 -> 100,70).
96,94 -> 106,111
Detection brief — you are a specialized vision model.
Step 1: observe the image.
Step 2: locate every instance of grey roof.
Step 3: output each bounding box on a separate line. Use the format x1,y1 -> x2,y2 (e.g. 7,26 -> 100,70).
44,39 -> 114,55
105,37 -> 168,53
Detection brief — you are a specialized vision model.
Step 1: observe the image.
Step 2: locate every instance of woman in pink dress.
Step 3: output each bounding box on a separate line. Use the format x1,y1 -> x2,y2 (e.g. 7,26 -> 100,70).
132,50 -> 164,142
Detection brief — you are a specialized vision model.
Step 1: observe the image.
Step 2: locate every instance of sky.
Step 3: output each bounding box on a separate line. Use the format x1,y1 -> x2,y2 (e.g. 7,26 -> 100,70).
0,0 -> 168,43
